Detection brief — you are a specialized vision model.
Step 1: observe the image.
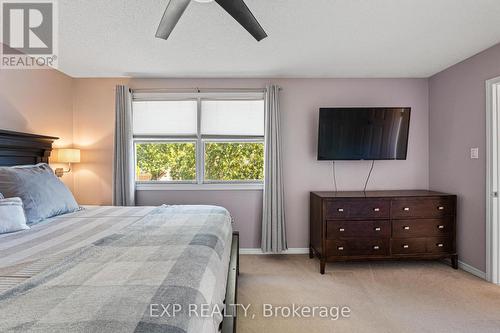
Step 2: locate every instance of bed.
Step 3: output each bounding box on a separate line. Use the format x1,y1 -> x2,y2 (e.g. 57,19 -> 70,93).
0,130 -> 239,333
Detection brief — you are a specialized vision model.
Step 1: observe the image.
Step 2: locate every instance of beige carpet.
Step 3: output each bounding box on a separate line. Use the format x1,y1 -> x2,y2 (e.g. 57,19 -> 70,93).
237,255 -> 500,333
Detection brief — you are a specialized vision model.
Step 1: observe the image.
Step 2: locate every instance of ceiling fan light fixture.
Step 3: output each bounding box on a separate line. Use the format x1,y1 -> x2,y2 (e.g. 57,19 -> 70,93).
156,0 -> 267,41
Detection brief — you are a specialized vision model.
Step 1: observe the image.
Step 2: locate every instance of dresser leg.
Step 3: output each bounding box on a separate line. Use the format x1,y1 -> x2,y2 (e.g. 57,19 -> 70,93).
320,258 -> 326,274
309,246 -> 314,259
451,255 -> 458,269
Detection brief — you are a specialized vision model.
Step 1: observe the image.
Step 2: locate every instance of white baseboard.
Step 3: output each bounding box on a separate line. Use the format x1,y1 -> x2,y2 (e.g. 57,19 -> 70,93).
458,260 -> 486,280
240,248 -> 309,255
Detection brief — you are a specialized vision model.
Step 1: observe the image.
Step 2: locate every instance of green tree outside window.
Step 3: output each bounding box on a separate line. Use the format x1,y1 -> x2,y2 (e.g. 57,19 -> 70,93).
136,142 -> 264,182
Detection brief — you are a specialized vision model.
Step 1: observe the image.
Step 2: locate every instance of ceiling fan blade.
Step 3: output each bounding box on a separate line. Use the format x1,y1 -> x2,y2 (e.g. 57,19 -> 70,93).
214,0 -> 267,41
155,0 -> 191,40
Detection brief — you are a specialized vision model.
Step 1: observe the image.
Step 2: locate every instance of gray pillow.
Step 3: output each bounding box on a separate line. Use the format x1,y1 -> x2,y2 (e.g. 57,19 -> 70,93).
0,197 -> 29,234
0,192 -> 4,199
0,163 -> 79,224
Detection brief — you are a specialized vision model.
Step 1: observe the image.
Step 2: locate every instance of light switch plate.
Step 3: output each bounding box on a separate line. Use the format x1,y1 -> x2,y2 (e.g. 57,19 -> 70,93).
471,147 -> 479,159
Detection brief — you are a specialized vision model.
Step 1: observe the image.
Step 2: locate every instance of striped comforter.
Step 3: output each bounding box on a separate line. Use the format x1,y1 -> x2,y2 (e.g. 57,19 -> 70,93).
0,205 -> 233,333
0,206 -> 156,281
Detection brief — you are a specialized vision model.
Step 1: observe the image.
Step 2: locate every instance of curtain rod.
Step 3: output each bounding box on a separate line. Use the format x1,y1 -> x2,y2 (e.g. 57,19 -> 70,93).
131,87 -> 282,93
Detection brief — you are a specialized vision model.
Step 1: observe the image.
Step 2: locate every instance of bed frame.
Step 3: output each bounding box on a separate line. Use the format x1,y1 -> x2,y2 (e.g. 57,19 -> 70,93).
0,129 -> 239,333
0,129 -> 58,166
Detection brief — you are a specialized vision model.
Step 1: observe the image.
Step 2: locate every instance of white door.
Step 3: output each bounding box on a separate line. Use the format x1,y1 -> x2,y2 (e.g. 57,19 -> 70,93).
486,77 -> 500,284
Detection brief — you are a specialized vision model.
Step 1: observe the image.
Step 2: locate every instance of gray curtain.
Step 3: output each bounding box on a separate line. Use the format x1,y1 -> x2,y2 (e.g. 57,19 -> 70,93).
261,85 -> 287,253
112,85 -> 135,206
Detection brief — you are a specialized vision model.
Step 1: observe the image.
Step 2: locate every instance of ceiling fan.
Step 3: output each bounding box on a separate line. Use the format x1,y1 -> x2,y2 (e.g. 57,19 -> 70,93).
156,0 -> 268,42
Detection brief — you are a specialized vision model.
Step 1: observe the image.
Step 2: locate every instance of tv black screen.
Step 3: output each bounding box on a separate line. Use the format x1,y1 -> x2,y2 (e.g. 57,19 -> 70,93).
317,107 -> 411,160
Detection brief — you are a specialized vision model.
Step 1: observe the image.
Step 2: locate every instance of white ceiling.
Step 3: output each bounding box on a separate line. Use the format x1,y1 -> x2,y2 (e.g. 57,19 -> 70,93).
58,0 -> 500,78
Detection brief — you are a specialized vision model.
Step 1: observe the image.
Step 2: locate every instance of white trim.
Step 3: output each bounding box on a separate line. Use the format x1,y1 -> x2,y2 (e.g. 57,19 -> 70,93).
458,260 -> 487,280
486,76 -> 500,284
136,183 -> 263,191
239,248 -> 309,255
197,98 -> 203,184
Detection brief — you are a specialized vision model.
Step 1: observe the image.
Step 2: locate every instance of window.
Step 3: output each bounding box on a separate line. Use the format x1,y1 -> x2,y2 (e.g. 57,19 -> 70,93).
133,92 -> 265,188
135,142 -> 196,181
204,141 -> 264,181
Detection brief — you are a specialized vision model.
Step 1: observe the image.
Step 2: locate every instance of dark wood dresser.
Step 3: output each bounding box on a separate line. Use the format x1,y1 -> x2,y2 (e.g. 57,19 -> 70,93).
309,190 -> 457,274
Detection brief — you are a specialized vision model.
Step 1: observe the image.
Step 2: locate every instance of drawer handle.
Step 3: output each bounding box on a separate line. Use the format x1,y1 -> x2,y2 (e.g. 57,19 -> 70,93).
438,206 -> 445,211
373,245 -> 380,250
337,208 -> 344,212
437,243 -> 444,248
337,246 -> 344,251
403,226 -> 410,230
403,244 -> 409,249
403,207 -> 410,211
374,227 -> 381,231
339,228 -> 345,232
373,208 -> 380,212
438,225 -> 445,230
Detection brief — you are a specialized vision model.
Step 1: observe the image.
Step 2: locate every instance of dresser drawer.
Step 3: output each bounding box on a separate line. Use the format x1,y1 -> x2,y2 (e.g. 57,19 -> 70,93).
391,238 -> 427,255
392,218 -> 453,238
350,199 -> 390,219
391,197 -> 454,219
327,220 -> 390,239
326,239 -> 389,256
325,199 -> 390,220
426,237 -> 453,254
324,200 -> 350,219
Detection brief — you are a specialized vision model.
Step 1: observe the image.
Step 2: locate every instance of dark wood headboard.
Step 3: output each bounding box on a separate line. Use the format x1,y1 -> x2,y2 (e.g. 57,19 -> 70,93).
0,130 -> 58,166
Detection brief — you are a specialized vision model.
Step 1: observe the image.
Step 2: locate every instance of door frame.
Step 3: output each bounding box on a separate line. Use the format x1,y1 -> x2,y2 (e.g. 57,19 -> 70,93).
486,76 -> 500,284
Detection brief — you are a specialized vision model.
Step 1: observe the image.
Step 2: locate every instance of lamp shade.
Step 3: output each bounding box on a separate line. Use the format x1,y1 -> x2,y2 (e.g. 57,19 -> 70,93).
54,148 -> 80,163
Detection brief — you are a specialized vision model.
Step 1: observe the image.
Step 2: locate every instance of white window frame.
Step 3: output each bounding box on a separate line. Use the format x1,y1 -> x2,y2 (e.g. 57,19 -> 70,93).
132,92 -> 265,191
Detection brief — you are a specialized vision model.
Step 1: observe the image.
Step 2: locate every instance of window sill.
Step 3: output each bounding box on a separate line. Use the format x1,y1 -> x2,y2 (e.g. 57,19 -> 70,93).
135,183 -> 264,191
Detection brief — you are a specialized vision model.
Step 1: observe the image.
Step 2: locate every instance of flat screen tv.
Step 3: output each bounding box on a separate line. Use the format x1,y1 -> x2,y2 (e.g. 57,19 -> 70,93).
317,107 -> 411,160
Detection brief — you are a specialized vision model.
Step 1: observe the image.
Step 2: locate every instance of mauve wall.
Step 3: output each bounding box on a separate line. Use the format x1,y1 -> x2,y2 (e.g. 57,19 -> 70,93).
429,43 -> 500,272
0,68 -> 75,189
4,55 -> 500,254
73,78 -> 429,248
73,78 -> 128,205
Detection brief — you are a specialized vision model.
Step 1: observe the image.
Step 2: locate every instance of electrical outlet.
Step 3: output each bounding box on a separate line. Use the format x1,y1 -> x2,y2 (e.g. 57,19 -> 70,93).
470,147 -> 479,159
